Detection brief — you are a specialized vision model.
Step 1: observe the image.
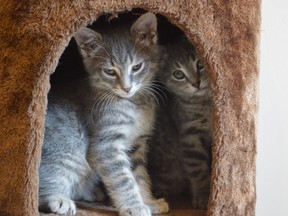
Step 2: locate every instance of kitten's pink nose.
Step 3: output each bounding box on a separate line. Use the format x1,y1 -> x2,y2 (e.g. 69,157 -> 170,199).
192,81 -> 200,89
122,87 -> 131,93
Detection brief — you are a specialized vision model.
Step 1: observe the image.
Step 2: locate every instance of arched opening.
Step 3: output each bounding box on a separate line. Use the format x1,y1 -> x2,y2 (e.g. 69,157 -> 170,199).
41,9 -> 211,215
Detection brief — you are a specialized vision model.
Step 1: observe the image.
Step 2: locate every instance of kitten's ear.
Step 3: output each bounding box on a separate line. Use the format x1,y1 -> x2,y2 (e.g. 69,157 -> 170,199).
74,27 -> 102,57
131,12 -> 157,46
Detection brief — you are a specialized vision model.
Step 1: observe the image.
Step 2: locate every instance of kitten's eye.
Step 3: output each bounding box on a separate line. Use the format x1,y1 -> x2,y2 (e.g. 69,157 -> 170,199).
196,60 -> 204,70
132,62 -> 143,73
103,68 -> 117,76
173,70 -> 185,80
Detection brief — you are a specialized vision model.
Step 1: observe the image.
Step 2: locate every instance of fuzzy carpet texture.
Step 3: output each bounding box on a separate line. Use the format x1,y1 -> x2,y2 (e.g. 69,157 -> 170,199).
0,0 -> 260,216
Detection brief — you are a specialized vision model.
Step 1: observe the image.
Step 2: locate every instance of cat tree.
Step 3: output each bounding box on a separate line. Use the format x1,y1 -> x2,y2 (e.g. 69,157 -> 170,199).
0,0 -> 260,216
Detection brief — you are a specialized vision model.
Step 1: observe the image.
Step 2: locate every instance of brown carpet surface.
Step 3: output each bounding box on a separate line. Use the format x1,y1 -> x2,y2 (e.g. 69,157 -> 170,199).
0,0 -> 260,216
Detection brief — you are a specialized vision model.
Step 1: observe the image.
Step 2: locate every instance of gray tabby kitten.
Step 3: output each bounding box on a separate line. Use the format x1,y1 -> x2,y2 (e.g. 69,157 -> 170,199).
39,12 -> 169,216
149,37 -> 212,209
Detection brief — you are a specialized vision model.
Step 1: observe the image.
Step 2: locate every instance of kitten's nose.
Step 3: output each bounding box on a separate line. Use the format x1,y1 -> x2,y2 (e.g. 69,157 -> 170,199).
122,87 -> 131,93
192,81 -> 201,89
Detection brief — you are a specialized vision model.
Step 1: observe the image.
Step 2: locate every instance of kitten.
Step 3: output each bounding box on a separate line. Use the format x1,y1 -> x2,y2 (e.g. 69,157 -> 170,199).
39,12 -> 169,216
148,37 -> 212,209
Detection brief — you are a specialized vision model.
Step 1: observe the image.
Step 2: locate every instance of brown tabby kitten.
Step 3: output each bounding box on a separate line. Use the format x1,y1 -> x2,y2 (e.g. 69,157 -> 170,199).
149,36 -> 212,209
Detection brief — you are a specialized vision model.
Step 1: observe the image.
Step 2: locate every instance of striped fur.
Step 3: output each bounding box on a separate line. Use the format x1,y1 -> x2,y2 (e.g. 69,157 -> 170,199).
39,12 -> 168,216
149,37 -> 212,209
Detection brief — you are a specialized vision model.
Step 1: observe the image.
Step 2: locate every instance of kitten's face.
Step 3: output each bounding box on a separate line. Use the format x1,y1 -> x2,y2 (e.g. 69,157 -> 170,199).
74,12 -> 158,98
161,41 -> 209,98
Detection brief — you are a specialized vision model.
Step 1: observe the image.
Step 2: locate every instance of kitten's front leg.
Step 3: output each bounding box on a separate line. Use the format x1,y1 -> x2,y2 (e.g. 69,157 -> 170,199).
131,136 -> 169,214
90,134 -> 151,216
181,134 -> 211,209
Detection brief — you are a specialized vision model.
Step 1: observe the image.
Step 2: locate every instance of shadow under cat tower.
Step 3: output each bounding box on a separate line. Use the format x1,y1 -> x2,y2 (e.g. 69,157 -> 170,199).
0,1 -> 260,216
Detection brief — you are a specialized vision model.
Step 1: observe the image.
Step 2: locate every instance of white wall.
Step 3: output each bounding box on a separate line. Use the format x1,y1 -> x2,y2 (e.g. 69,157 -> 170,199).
256,0 -> 288,215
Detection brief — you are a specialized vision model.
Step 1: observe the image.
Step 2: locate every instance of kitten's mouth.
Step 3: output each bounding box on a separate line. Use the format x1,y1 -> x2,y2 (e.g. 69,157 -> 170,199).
118,93 -> 135,98
113,85 -> 141,99
195,86 -> 209,96
200,86 -> 208,90
114,90 -> 136,99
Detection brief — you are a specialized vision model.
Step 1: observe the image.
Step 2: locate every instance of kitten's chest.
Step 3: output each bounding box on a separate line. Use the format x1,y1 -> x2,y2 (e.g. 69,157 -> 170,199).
107,99 -> 156,141
174,99 -> 211,129
127,101 -> 155,136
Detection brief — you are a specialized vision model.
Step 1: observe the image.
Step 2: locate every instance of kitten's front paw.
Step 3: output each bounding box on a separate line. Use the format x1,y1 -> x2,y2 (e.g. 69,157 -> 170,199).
119,205 -> 151,216
146,198 -> 169,214
192,197 -> 209,210
39,194 -> 76,215
153,189 -> 169,199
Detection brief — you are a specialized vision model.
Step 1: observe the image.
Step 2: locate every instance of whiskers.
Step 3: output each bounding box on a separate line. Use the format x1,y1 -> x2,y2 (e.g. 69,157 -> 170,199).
90,90 -> 116,123
139,82 -> 167,106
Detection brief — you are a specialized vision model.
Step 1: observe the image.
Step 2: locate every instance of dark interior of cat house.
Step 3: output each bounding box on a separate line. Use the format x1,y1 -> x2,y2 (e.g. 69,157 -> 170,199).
41,9 -> 210,216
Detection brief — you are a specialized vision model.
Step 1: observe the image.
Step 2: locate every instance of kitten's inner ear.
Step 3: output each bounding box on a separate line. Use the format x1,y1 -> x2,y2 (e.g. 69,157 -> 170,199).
131,12 -> 157,46
74,27 -> 102,57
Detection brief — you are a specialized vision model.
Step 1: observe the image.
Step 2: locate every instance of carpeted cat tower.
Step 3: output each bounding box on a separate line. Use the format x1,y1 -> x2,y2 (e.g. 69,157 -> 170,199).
0,0 -> 260,216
